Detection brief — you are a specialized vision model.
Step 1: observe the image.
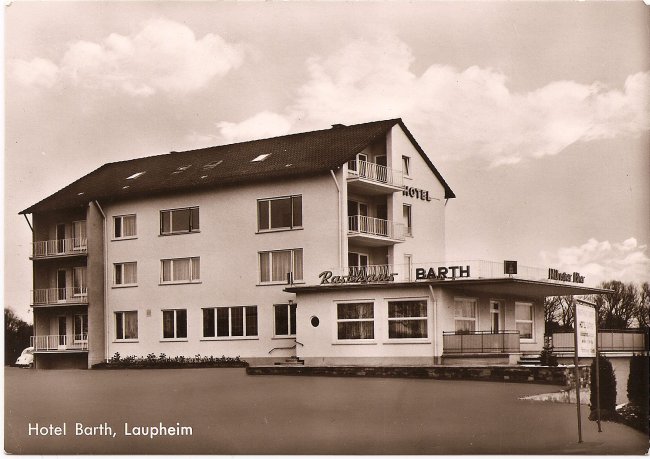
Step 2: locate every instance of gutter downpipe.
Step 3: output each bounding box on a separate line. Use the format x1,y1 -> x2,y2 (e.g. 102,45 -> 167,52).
428,284 -> 439,363
93,200 -> 108,363
330,170 -> 342,269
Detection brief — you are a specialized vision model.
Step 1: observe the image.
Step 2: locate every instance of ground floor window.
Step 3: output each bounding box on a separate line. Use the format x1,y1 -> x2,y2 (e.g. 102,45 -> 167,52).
163,309 -> 187,339
515,302 -> 534,340
454,298 -> 477,332
337,302 -> 374,340
203,306 -> 258,338
388,300 -> 428,339
274,303 -> 297,336
115,311 -> 138,340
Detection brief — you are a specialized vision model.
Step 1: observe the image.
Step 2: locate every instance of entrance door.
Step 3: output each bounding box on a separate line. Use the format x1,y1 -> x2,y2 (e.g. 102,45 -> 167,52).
348,201 -> 368,232
348,252 -> 369,275
58,316 -> 67,349
490,301 -> 501,333
57,270 -> 67,302
56,224 -> 66,254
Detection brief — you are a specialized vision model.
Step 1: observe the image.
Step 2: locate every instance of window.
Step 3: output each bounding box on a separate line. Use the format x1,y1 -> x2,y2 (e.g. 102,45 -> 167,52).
347,252 -> 368,276
388,300 -> 428,339
258,195 -> 302,231
72,221 -> 87,249
402,156 -> 411,176
454,298 -> 477,333
161,257 -> 200,283
274,303 -> 297,336
404,254 -> 413,282
115,311 -> 138,340
337,302 -> 374,340
347,153 -> 368,172
162,309 -> 187,339
114,262 -> 137,286
515,302 -> 534,340
203,306 -> 258,338
259,249 -> 303,283
73,267 -> 87,296
114,215 -> 136,238
160,207 -> 199,235
74,313 -> 88,341
403,204 -> 412,236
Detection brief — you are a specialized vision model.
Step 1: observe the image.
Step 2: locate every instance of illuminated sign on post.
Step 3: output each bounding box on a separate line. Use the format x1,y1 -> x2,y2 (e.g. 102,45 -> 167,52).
575,303 -> 597,358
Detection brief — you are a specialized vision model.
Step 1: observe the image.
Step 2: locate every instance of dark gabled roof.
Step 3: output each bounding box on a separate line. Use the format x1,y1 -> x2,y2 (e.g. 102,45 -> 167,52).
20,118 -> 455,215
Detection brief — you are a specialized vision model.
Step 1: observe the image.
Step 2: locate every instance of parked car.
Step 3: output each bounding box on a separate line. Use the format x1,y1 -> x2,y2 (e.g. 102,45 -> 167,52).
15,347 -> 34,368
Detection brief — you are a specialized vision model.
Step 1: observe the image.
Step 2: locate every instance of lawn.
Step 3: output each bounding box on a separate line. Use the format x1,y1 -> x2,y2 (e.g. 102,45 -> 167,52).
4,367 -> 648,454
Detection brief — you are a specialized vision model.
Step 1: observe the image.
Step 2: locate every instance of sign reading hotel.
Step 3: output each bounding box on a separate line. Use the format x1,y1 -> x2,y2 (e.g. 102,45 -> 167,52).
416,265 -> 470,280
548,268 -> 585,284
575,303 -> 597,357
403,186 -> 432,202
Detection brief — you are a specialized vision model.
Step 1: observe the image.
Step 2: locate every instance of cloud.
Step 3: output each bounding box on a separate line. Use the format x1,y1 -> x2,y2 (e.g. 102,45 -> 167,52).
288,36 -> 650,166
540,237 -> 650,285
216,111 -> 293,144
10,57 -> 59,88
10,18 -> 244,96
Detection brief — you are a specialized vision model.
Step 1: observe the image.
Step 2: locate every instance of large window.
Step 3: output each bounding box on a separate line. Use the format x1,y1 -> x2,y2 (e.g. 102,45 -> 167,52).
114,262 -> 137,286
274,303 -> 297,336
258,195 -> 302,231
259,249 -> 303,283
161,257 -> 200,283
160,207 -> 199,235
337,302 -> 374,340
162,309 -> 187,339
388,300 -> 428,339
203,306 -> 258,338
454,298 -> 477,332
115,311 -> 138,340
114,215 -> 136,239
515,302 -> 534,340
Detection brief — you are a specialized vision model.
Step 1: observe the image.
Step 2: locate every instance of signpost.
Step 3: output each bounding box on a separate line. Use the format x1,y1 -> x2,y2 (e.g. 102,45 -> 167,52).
573,299 -> 599,442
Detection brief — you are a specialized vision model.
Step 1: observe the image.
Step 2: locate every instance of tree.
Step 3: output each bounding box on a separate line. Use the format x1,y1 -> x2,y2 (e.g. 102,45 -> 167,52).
592,281 -> 638,329
5,308 -> 33,365
544,295 -> 574,334
634,282 -> 649,328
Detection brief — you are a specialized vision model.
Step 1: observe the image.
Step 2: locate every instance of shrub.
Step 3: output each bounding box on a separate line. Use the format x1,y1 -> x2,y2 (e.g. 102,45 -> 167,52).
93,353 -> 248,369
540,337 -> 558,366
590,355 -> 617,418
627,354 -> 649,410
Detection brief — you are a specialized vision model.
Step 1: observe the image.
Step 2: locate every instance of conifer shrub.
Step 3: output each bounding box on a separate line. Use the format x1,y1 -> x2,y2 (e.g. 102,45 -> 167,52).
589,355 -> 617,420
627,354 -> 649,410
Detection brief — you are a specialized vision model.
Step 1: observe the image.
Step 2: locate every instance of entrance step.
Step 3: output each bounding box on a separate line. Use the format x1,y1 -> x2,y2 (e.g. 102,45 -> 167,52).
518,354 -> 542,366
274,356 -> 305,366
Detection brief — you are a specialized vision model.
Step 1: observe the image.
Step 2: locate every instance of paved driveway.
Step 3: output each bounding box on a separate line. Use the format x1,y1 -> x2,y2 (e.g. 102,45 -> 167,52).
4,367 -> 647,454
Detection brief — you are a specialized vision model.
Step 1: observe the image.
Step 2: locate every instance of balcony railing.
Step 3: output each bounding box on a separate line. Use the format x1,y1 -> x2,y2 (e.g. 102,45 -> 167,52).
31,334 -> 88,351
31,288 -> 88,306
347,160 -> 404,188
552,329 -> 648,353
347,264 -> 393,277
348,215 -> 405,241
443,330 -> 521,354
32,238 -> 87,258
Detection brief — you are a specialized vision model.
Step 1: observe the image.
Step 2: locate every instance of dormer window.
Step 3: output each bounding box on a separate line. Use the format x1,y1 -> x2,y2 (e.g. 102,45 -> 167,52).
252,154 -> 271,162
126,172 -> 146,180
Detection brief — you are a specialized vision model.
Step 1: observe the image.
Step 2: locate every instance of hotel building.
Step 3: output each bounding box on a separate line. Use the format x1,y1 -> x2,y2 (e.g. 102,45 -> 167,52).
20,119 -> 604,369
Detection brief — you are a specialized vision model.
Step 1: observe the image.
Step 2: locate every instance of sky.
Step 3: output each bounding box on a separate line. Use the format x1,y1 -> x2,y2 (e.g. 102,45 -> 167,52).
4,1 -> 650,322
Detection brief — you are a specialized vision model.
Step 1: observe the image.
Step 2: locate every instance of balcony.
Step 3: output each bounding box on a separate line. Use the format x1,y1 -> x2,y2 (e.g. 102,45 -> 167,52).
443,330 -> 521,354
552,329 -> 648,354
347,264 -> 393,277
31,238 -> 87,259
31,334 -> 88,352
31,288 -> 88,306
347,160 -> 404,195
348,215 -> 405,246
